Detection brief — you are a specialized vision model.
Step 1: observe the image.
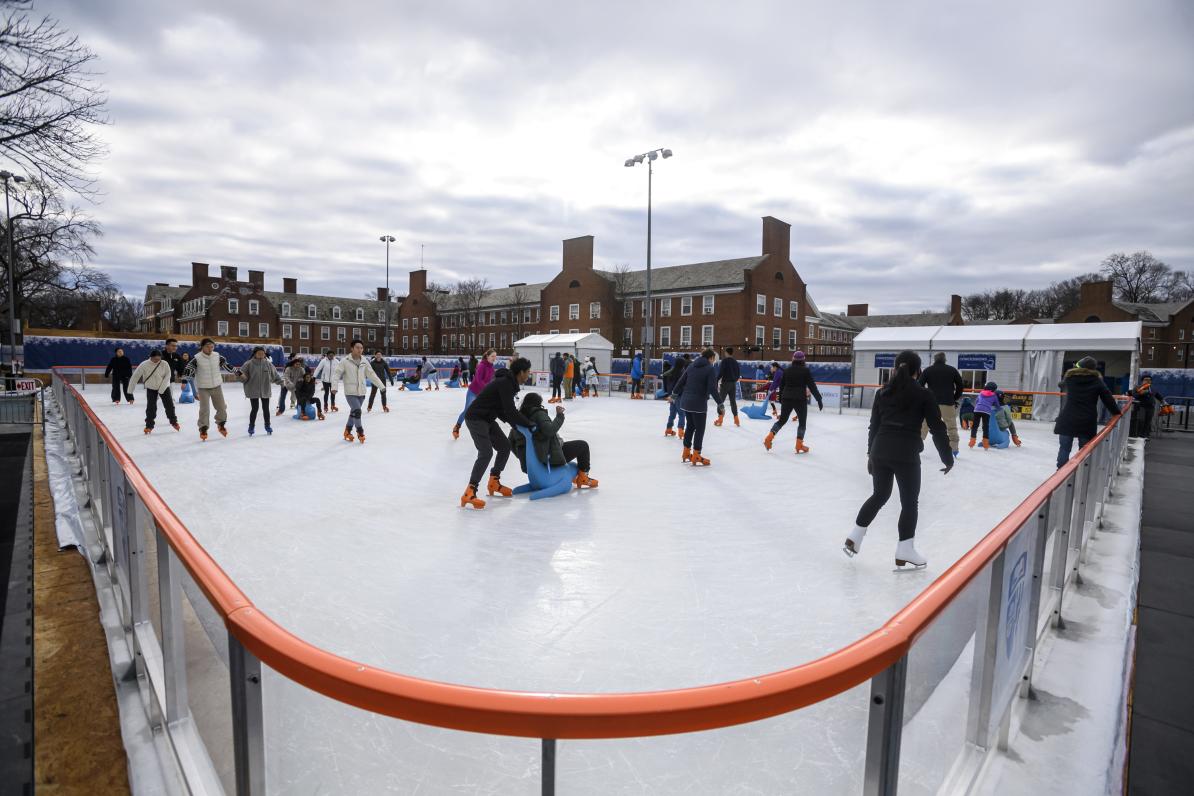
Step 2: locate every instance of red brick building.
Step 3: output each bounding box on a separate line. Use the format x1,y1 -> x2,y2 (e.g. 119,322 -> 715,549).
1058,281 -> 1194,368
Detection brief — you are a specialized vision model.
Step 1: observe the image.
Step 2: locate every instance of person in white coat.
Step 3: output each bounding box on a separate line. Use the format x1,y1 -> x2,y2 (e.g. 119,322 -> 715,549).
313,350 -> 339,413
130,349 -> 179,433
333,339 -> 385,442
421,356 -> 440,390
181,338 -> 236,440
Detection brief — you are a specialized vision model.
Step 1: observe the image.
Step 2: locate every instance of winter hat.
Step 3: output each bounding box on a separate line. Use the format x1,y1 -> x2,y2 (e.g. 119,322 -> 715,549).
984,381 -> 997,391
792,350 -> 807,362
1077,356 -> 1098,370
521,391 -> 544,412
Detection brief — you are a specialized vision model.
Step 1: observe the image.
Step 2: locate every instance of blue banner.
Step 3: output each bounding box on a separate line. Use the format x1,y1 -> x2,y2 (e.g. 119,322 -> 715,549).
24,335 -> 287,370
958,353 -> 997,370
874,353 -> 896,368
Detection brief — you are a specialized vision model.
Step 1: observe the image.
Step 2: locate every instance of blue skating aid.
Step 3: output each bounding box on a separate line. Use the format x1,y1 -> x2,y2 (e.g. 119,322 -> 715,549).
987,413 -> 1011,449
292,404 -> 318,420
511,427 -> 578,500
403,381 -> 422,391
178,382 -> 195,404
742,398 -> 771,420
655,388 -> 667,400
447,378 -> 461,388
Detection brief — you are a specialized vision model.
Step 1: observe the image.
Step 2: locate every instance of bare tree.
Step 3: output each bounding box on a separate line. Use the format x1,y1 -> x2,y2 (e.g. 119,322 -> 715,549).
0,0 -> 109,195
608,263 -> 633,346
453,277 -> 489,351
1100,251 -> 1191,303
93,286 -> 142,331
509,283 -> 530,345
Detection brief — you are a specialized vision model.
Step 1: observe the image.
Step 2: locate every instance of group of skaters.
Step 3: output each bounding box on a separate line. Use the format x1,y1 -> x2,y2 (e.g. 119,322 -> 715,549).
548,351 -> 601,401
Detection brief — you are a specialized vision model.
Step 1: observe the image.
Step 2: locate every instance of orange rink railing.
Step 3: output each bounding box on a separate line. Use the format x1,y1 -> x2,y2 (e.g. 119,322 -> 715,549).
47,366 -> 1133,794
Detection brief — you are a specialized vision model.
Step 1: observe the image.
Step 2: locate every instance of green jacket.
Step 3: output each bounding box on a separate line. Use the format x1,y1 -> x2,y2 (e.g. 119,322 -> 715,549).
509,405 -> 566,470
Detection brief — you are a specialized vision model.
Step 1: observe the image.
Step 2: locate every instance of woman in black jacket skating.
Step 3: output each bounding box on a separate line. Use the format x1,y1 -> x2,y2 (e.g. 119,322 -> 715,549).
763,350 -> 822,453
845,350 -> 953,569
105,347 -> 134,404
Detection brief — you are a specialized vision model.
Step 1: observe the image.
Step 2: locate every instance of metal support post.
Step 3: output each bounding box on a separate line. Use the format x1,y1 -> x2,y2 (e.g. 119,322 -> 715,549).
229,633 -> 266,795
541,738 -> 557,796
1050,475 -> 1076,629
967,551 -> 1007,751
157,526 -> 188,723
863,655 -> 909,796
1021,500 -> 1052,699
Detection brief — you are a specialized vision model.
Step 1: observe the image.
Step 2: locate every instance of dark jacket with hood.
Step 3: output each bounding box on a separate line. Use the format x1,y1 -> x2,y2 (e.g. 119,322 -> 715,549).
464,367 -> 533,427
662,358 -> 688,393
671,356 -> 720,412
550,355 -> 565,379
370,357 -> 393,384
509,404 -> 567,470
918,362 -> 964,405
778,362 -> 823,406
718,355 -> 740,383
105,355 -> 132,380
868,382 -> 953,466
161,350 -> 184,380
295,377 -> 317,403
1054,367 -> 1121,439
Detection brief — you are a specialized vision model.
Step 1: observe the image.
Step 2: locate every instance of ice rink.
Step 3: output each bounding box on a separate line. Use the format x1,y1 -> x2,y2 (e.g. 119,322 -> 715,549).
80,381 -> 1063,793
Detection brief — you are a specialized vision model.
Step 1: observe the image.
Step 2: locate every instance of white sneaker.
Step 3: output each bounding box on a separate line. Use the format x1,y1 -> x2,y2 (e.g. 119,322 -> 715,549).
843,525 -> 867,557
895,539 -> 927,569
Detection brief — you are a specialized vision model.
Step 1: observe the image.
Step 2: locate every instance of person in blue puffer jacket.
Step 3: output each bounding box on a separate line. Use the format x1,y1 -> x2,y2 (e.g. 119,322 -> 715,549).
630,352 -> 645,398
968,382 -> 1001,449
669,348 -> 720,465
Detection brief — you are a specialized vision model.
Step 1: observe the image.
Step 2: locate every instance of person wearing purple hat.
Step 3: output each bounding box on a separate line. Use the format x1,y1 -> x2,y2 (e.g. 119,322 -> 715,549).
763,350 -> 822,453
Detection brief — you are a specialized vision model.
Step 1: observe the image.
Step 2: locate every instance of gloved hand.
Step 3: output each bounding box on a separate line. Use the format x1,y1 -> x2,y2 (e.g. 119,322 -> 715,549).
817,401 -> 823,412
941,460 -> 954,475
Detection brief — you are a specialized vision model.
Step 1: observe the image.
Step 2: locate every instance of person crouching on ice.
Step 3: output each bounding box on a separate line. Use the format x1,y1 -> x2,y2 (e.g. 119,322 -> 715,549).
968,381 -> 1000,449
844,350 -> 953,570
995,393 -> 1022,447
460,356 -> 535,508
130,349 -> 179,433
333,339 -> 384,443
669,348 -> 720,466
509,392 -> 598,489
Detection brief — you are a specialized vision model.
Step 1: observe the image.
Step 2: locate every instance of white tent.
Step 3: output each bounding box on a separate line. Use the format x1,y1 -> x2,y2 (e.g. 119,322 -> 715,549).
514,333 -> 614,375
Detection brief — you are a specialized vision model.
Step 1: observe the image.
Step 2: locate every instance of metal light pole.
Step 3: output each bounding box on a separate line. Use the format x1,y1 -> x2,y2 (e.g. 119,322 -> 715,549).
1,170 -> 26,368
380,235 -> 395,355
625,148 -> 672,372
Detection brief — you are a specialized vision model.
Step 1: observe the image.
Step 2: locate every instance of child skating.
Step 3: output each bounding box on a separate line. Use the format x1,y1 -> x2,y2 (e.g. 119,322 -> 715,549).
959,395 -> 975,430
995,393 -> 1023,447
968,382 -> 1000,449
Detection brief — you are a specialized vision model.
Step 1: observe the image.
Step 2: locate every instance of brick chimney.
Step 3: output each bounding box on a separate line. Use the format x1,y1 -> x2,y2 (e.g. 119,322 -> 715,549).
282,277 -> 297,294
220,265 -> 238,282
377,287 -> 389,303
155,282 -> 168,287
1080,280 -> 1114,306
248,269 -> 265,289
562,235 -> 594,273
191,262 -> 209,284
847,303 -> 869,317
409,269 -> 428,296
949,294 -> 963,325
762,216 -> 791,260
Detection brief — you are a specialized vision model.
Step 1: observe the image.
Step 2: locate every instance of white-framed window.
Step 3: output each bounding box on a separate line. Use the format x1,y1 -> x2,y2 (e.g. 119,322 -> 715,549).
402,335 -> 409,349
1149,328 -> 1157,339
300,325 -> 309,340
307,304 -> 317,319
681,296 -> 693,316
422,334 -> 429,349
239,322 -> 249,337
336,327 -> 346,341
702,325 -> 714,346
623,328 -> 632,344
351,327 -> 361,339
258,322 -> 269,337
549,329 -> 560,335
1180,329 -> 1186,340
659,326 -> 671,347
321,326 -> 330,340
499,310 -> 507,324
789,300 -> 799,320
402,318 -> 409,330
772,327 -> 781,348
755,325 -> 765,346
378,310 -> 385,323
337,347 -> 345,356
550,305 -> 560,321
355,307 -> 364,321
702,295 -> 714,315
660,298 -> 672,317
1147,346 -> 1154,361
523,308 -> 532,323
589,328 -> 600,335
788,330 -> 798,349
623,302 -> 633,318
248,300 -> 259,316
568,328 -> 579,334
450,334 -> 457,348
1178,347 -> 1185,361
489,333 -> 496,347
368,329 -> 376,341
773,297 -> 782,317
679,325 -> 692,347
281,302 -> 291,317
422,316 -> 429,330
756,293 -> 766,314
282,323 -> 292,338
808,323 -> 816,337
332,306 -> 342,320
589,302 -> 601,319
569,303 -> 580,320
299,346 -> 309,354
500,332 -> 508,348
217,320 -> 228,336
490,311 -> 497,325
228,298 -> 239,314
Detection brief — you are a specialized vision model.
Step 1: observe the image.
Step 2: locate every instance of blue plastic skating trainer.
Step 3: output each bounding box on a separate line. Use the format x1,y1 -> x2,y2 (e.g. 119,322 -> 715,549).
987,413 -> 1011,449
511,426 -> 578,500
404,381 -> 422,391
742,399 -> 771,420
292,404 -> 318,420
178,382 -> 195,404
447,378 -> 461,388
655,388 -> 667,399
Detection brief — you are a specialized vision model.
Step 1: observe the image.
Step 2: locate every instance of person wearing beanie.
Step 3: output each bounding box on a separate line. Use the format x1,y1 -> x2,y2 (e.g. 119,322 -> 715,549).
661,355 -> 689,437
129,349 -> 179,433
994,392 -> 1022,447
104,347 -> 134,404
1054,356 -> 1122,468
763,351 -> 822,454
670,348 -> 720,465
917,352 -> 964,456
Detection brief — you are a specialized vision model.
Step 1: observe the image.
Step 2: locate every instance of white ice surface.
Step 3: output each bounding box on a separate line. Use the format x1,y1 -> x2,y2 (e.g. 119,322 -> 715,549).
81,383 -> 1066,793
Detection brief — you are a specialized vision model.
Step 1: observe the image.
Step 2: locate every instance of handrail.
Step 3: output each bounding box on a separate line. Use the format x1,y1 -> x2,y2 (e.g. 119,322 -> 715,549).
49,366 -> 1131,740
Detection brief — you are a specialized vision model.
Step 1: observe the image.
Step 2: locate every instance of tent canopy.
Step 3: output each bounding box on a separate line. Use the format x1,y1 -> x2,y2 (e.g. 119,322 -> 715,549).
514,332 -> 614,373
854,322 -> 1141,353
929,325 -> 1029,352
1024,321 -> 1141,351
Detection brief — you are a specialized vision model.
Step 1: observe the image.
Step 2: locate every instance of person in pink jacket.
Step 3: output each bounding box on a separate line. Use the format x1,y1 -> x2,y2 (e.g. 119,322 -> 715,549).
452,349 -> 497,439
968,382 -> 1000,449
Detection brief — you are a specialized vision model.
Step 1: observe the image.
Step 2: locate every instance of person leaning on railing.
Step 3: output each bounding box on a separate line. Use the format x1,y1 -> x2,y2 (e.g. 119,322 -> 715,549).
1054,355 -> 1124,469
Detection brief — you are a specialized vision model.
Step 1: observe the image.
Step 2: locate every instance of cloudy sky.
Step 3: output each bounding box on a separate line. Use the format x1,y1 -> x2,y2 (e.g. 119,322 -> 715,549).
37,0 -> 1194,312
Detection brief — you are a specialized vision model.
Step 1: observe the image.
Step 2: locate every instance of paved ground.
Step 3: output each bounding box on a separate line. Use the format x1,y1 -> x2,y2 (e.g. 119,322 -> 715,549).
1129,430 -> 1194,795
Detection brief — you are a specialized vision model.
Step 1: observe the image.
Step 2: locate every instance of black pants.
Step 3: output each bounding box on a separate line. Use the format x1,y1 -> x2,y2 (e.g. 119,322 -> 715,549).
111,376 -> 131,402
716,380 -> 738,416
368,385 -> 388,410
562,439 -> 591,473
466,418 -> 511,487
631,378 -> 642,395
969,412 -> 990,439
856,457 -> 921,541
770,400 -> 808,438
551,376 -> 562,400
248,398 -> 271,430
145,389 -> 176,429
276,386 -> 288,413
321,382 -> 336,411
297,398 -> 317,417
683,410 -> 708,450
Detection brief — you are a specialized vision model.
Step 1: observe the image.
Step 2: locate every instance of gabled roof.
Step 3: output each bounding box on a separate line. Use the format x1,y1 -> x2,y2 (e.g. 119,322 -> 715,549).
847,311 -> 954,329
1112,299 -> 1192,324
596,256 -> 768,295
435,282 -> 548,312
263,290 -> 390,323
144,285 -> 189,308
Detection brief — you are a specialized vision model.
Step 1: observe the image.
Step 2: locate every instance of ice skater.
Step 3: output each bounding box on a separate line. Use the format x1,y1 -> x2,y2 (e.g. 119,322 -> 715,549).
510,392 -> 598,488
661,355 -> 689,437
765,362 -> 783,418
237,346 -> 283,436
162,338 -> 185,385
277,356 -> 306,416
182,338 -> 236,440
563,355 -> 575,401
582,357 -> 600,397
452,348 -> 496,439
334,339 -> 384,443
918,352 -> 964,457
629,352 -> 644,399
294,370 -> 323,420
968,382 -> 1000,449
763,351 -> 822,453
549,352 -> 564,403
959,395 -> 975,430
314,350 -> 339,413
457,357 -> 469,387
460,356 -> 535,508
368,351 -> 393,412
670,348 -> 720,466
105,347 -> 134,404
1053,356 -> 1122,469
844,350 -> 953,570
421,356 -> 440,390
714,346 -> 741,426
130,349 -> 179,433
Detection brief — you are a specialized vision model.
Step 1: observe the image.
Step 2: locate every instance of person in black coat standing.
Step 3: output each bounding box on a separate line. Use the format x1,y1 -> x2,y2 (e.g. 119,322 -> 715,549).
549,352 -> 565,403
917,352 -> 964,455
367,351 -> 394,412
845,350 -> 953,569
670,348 -> 720,465
104,347 -> 134,404
461,357 -> 535,508
714,346 -> 742,426
1054,356 -> 1122,468
763,351 -> 822,453
161,338 -> 185,383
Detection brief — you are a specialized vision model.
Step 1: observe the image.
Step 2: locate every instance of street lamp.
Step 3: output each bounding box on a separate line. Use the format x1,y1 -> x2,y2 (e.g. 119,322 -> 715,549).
624,147 -> 672,370
1,170 -> 26,369
379,235 -> 395,355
